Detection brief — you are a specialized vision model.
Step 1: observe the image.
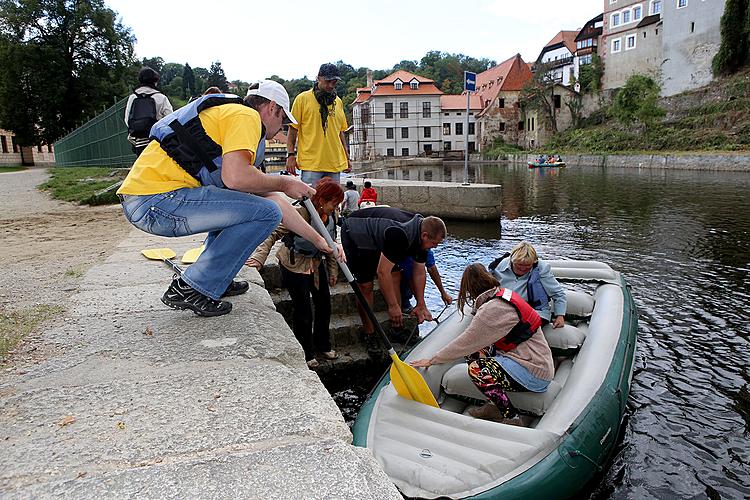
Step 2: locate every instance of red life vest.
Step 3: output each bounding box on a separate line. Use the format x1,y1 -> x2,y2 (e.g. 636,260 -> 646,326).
491,288 -> 543,352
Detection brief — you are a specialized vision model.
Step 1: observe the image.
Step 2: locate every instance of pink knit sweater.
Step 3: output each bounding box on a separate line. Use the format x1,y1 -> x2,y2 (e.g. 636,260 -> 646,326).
432,287 -> 554,381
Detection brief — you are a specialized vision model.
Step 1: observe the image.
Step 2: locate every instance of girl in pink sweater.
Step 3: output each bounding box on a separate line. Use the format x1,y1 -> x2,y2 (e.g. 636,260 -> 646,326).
411,263 -> 554,425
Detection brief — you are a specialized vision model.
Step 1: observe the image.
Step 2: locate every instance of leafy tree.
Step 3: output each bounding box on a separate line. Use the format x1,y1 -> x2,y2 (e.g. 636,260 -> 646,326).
141,56 -> 164,74
577,53 -> 603,94
207,61 -> 228,92
393,59 -> 418,72
519,62 -> 559,132
160,62 -> 182,86
0,0 -> 135,145
182,63 -> 195,99
609,74 -> 665,126
712,0 -> 749,76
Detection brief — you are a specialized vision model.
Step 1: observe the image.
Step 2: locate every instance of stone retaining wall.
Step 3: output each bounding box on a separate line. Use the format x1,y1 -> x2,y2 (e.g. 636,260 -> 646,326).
479,152 -> 750,171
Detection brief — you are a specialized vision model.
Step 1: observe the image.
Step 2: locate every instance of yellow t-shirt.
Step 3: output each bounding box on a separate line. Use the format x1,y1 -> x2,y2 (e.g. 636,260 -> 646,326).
290,89 -> 349,172
118,104 -> 262,195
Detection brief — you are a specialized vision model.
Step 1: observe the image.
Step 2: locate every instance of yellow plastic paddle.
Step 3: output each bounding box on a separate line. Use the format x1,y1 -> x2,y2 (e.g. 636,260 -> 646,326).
141,248 -> 183,274
181,245 -> 205,264
301,198 -> 438,407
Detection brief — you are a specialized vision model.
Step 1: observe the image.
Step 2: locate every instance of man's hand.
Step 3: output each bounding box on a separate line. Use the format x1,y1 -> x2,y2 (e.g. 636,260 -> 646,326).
313,235 -> 333,255
245,258 -> 262,269
281,175 -> 315,200
285,156 -> 298,176
441,291 -> 453,305
552,315 -> 565,328
388,304 -> 403,328
328,274 -> 337,287
344,158 -> 353,173
410,303 -> 433,324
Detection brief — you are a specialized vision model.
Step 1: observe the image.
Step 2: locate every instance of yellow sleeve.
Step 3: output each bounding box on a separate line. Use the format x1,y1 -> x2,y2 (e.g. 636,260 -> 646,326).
336,97 -> 348,132
289,94 -> 305,131
221,107 -> 262,161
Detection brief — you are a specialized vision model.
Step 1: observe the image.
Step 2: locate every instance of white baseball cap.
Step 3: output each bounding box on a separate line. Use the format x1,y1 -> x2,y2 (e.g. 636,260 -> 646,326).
246,80 -> 297,125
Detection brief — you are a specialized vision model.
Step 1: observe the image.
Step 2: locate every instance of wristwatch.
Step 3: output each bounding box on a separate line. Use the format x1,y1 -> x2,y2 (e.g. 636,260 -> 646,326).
286,151 -> 296,158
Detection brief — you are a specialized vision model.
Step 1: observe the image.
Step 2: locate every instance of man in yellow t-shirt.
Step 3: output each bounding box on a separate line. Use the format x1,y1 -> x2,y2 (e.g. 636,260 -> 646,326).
117,80 -> 337,317
285,63 -> 351,186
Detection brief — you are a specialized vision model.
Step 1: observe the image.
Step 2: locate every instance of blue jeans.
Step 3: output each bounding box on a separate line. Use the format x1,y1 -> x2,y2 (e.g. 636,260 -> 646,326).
121,186 -> 281,299
300,170 -> 340,186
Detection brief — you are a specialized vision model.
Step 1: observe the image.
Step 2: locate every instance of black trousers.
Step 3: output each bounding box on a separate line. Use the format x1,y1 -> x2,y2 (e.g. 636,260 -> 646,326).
280,262 -> 332,361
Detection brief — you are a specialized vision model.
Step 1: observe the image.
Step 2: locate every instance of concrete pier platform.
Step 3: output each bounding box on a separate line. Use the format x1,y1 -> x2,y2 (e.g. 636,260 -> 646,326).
0,228 -> 401,499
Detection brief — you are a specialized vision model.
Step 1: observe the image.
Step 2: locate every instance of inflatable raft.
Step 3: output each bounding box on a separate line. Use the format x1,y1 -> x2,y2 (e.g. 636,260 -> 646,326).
528,161 -> 566,168
352,260 -> 638,499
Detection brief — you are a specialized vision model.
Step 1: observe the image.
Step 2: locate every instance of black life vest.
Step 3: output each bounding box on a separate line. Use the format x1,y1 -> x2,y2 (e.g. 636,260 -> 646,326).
491,288 -> 543,352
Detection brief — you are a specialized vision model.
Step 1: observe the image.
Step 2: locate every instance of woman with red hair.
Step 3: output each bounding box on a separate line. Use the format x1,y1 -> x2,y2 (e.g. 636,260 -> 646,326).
247,177 -> 345,368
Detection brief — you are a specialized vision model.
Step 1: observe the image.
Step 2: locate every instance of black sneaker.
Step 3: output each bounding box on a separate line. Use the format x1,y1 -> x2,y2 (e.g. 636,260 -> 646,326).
364,334 -> 382,359
221,280 -> 249,298
161,276 -> 232,317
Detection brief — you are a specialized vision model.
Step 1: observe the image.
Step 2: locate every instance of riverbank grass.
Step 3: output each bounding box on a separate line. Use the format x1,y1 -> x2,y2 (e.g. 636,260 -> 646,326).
0,305 -> 64,363
40,167 -> 128,205
0,166 -> 26,173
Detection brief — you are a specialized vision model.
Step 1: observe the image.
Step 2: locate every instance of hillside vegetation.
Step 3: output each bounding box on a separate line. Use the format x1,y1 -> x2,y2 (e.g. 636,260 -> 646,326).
546,68 -> 750,153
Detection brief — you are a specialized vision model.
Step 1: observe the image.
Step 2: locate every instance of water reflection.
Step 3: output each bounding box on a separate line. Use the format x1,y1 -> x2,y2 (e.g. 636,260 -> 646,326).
366,162 -> 750,499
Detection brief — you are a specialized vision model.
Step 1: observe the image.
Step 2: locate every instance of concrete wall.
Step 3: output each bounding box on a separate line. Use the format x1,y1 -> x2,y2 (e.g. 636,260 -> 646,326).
489,152 -> 750,171
477,90 -> 524,149
661,0 -> 725,96
0,129 -> 55,166
603,17 -> 662,89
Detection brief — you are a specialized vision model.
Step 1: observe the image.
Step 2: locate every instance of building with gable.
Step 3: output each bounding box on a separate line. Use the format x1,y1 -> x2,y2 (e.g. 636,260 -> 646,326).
474,54 -> 534,150
439,94 -> 482,154
536,31 -> 579,86
573,13 -> 604,90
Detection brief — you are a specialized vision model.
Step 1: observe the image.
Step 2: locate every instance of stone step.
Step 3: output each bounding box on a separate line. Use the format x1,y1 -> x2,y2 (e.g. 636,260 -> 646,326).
269,282 -> 387,319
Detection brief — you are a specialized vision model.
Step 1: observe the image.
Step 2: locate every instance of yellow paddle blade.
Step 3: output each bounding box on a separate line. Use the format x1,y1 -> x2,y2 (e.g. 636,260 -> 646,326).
389,354 -> 439,408
141,248 -> 177,260
181,245 -> 204,264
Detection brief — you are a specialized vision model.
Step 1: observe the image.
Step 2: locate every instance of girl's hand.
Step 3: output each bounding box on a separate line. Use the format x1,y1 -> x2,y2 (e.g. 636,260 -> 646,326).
410,359 -> 433,368
246,258 -> 263,269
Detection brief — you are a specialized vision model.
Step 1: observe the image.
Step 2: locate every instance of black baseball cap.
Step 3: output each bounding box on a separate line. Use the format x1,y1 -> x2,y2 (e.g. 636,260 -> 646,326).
318,63 -> 341,81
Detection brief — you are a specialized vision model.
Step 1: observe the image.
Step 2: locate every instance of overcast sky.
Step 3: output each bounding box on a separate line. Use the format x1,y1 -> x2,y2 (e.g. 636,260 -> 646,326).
107,0 -> 603,82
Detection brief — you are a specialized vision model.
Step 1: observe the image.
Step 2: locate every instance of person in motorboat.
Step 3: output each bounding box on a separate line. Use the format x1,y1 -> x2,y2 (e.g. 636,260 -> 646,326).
247,177 -> 345,369
489,241 -> 567,328
410,263 -> 554,425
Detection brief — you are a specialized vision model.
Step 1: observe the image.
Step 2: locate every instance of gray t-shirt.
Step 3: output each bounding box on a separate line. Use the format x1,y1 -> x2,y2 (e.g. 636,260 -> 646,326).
342,189 -> 360,212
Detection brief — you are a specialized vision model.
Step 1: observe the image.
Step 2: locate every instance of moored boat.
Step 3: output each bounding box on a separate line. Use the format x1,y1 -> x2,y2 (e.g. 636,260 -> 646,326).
352,260 -> 638,499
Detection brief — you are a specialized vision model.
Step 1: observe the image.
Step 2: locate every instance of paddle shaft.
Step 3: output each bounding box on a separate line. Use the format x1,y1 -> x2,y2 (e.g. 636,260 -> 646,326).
163,258 -> 184,275
301,198 -> 395,353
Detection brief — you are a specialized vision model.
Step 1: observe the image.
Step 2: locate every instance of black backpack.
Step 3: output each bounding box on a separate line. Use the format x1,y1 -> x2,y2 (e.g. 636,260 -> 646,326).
127,92 -> 158,138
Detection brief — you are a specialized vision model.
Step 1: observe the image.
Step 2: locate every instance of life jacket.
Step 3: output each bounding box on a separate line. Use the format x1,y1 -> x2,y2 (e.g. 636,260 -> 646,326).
490,288 -> 543,352
282,205 -> 338,264
150,94 -> 265,187
127,92 -> 159,138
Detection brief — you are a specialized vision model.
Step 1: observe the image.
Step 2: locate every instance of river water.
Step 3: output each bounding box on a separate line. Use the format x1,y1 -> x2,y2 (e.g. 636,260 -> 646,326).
351,162 -> 750,499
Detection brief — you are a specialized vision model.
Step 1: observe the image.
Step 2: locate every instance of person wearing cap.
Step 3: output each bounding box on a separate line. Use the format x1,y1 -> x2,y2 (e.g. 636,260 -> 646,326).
124,66 -> 173,157
340,180 -> 360,217
117,81 -> 337,317
286,63 -> 352,186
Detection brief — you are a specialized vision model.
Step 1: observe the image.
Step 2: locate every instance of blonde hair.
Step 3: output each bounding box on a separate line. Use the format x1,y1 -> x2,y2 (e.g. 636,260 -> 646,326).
510,241 -> 538,265
457,263 -> 499,317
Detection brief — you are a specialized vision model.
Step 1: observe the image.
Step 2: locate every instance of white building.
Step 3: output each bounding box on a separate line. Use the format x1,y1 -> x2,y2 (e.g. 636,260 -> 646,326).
351,70 -> 443,159
439,94 -> 482,154
537,31 -> 579,86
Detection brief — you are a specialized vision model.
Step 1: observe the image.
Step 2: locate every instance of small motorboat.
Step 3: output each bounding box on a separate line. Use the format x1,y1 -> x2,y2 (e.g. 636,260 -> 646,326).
352,260 -> 638,499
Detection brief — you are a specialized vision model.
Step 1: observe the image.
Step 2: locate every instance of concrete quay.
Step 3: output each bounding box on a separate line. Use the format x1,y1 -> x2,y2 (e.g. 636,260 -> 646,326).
0,228 -> 401,499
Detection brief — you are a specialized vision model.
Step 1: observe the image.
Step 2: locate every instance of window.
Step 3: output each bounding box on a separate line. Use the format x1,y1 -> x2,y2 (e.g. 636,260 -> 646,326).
690,21 -> 695,32
498,98 -> 505,108
422,102 -> 431,118
424,144 -> 433,154
623,10 -> 630,23
468,142 -> 476,153
424,126 -> 431,138
387,148 -> 394,156
554,95 -> 561,109
468,122 -> 475,135
444,112 -> 449,116
394,81 -> 403,90
580,54 -> 593,65
651,0 -> 661,13
386,127 -> 394,139
362,129 -> 367,142
457,112 -> 462,116
47,144 -> 52,153
612,38 -> 622,53
626,34 -> 636,49
401,148 -> 409,156
37,145 -> 42,153
401,127 -> 409,139
0,136 -> 7,153
361,104 -> 371,125
410,81 -> 419,90
11,136 -> 18,153
531,117 -> 535,131
633,5 -> 642,19
677,0 -> 687,7
455,122 -> 463,135
499,122 -> 506,132
443,123 -> 451,135
612,12 -> 620,26
443,141 -> 451,150
400,102 -> 408,118
518,121 -> 524,131
385,102 -> 393,119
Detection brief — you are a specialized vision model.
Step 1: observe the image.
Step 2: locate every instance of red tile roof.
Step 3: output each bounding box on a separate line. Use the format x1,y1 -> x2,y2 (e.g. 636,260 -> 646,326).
375,70 -> 435,84
353,88 -> 371,104
543,30 -> 578,54
440,94 -> 483,110
475,54 -> 533,118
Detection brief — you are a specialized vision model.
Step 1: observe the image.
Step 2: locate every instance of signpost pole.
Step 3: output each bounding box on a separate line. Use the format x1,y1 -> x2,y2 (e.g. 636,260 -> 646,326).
462,71 -> 476,186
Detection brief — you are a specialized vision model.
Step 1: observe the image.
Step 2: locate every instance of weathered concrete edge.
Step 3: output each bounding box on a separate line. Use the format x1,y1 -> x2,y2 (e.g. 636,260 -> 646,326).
0,228 -> 401,499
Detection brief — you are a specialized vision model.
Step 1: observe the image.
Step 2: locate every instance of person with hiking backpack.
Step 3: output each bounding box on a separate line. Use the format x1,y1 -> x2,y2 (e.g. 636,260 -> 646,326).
124,67 -> 173,157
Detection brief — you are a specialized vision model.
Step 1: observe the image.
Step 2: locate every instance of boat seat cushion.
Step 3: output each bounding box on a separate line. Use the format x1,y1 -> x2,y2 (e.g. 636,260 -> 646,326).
441,359 -> 574,416
543,323 -> 587,355
565,290 -> 595,317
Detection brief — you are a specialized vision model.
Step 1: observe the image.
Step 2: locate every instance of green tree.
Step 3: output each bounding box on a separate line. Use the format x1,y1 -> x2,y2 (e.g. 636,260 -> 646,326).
712,0 -> 749,76
182,63 -> 195,99
519,62 -> 559,132
577,53 -> 603,93
609,74 -> 665,126
0,0 -> 135,145
207,61 -> 228,91
141,56 -> 164,74
160,62 -> 182,86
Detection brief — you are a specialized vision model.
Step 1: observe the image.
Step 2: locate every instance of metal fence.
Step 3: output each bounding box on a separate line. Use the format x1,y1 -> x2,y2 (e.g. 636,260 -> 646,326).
53,97 -> 135,167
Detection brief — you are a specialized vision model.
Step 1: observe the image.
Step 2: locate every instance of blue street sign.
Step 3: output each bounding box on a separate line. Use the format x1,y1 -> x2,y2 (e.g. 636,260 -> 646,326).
464,71 -> 477,92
